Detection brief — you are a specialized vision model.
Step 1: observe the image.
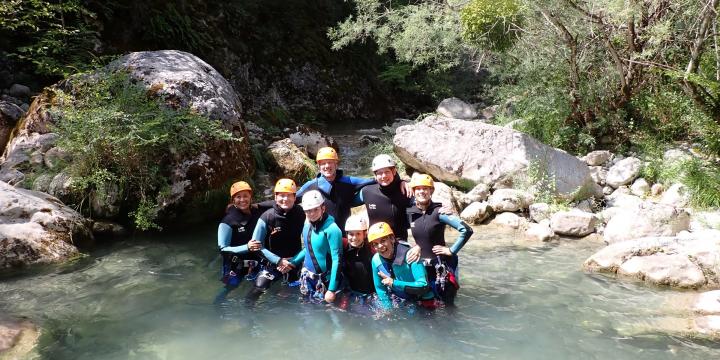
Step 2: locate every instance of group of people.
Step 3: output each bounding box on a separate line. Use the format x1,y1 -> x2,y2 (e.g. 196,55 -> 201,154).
215,146 -> 473,314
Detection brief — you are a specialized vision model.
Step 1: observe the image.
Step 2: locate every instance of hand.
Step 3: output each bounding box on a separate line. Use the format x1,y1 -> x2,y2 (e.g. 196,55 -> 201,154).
432,245 -> 452,256
378,271 -> 394,287
438,203 -> 454,215
324,290 -> 336,303
248,240 -> 262,251
277,259 -> 295,273
406,245 -> 421,263
400,180 -> 413,198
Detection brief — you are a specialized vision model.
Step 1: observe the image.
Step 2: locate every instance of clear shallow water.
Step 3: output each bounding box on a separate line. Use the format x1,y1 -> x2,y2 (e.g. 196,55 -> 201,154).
2,226 -> 720,360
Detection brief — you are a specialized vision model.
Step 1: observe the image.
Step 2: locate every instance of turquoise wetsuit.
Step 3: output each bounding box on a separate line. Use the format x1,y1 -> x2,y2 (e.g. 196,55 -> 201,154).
290,214 -> 343,292
371,243 -> 433,310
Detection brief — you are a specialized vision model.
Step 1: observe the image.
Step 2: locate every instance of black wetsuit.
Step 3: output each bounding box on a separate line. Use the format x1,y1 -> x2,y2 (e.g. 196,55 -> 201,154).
342,241 -> 375,295
360,174 -> 411,240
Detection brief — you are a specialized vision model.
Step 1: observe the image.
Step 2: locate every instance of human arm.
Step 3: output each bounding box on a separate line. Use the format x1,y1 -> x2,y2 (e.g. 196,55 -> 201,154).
392,262 -> 430,296
250,217 -> 282,265
372,261 -> 393,310
327,227 -> 344,292
252,200 -> 275,213
438,214 -> 474,255
217,223 -> 250,253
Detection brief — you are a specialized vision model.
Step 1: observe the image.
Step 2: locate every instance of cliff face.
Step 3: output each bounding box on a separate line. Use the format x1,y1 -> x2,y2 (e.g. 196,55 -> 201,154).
92,0 -> 426,124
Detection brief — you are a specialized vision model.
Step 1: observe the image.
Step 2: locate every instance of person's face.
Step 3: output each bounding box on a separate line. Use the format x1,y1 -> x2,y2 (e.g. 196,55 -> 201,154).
371,235 -> 395,259
275,192 -> 296,210
318,159 -> 338,180
304,205 -> 325,222
413,185 -> 434,204
347,230 -> 366,248
232,190 -> 252,210
374,167 -> 396,187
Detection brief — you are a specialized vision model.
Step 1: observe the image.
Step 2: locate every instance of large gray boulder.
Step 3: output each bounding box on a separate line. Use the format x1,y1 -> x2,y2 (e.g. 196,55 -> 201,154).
0,181 -> 93,269
0,100 -> 24,155
603,202 -> 690,243
393,115 -> 594,199
0,50 -> 254,221
583,232 -> 720,289
436,97 -> 477,119
267,139 -> 317,184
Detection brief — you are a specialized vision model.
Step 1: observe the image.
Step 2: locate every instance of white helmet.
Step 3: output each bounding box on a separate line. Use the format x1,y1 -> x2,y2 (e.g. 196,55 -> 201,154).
301,190 -> 325,210
371,154 -> 397,172
345,215 -> 368,231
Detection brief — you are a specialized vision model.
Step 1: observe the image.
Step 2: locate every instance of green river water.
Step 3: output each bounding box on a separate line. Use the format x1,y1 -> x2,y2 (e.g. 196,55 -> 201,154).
2,132 -> 720,359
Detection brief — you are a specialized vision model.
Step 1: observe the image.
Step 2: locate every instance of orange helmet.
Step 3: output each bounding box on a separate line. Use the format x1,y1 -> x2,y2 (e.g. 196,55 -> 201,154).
230,181 -> 252,197
367,222 -> 394,243
274,178 -> 297,193
410,174 -> 434,189
316,147 -> 339,162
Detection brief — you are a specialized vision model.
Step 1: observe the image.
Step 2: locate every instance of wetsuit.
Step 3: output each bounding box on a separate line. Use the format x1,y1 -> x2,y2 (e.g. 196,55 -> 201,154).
297,170 -> 375,234
251,202 -> 305,291
217,206 -> 264,288
289,213 -> 343,300
407,201 -> 473,305
359,174 -> 411,240
338,239 -> 376,312
371,243 -> 434,311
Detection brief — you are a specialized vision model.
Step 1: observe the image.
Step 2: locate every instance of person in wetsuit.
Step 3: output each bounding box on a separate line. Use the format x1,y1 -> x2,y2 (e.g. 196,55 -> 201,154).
297,147 -> 376,235
359,154 -> 412,242
215,181 -> 268,303
282,190 -> 343,303
335,215 -> 375,312
368,222 -> 435,312
405,174 -> 473,306
246,179 -> 305,298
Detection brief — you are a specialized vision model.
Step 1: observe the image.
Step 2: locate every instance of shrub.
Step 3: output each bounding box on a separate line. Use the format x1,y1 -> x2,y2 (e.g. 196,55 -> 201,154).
52,70 -> 236,230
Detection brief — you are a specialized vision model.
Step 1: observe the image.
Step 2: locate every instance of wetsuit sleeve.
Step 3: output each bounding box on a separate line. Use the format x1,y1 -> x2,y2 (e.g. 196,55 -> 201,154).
392,262 -> 429,295
327,227 -> 344,292
439,214 -> 474,254
372,258 -> 393,310
254,200 -> 275,213
296,179 -> 314,198
290,249 -> 306,267
343,175 -> 376,190
218,223 -> 250,253
252,217 -> 281,264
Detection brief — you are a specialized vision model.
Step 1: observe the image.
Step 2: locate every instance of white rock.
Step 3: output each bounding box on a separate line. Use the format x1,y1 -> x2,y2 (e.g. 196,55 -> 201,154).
690,211 -> 720,231
606,157 -> 642,188
664,149 -> 692,163
488,189 -> 533,212
393,115 -> 595,198
694,290 -> 720,315
529,202 -> 551,222
630,178 -> 650,197
661,183 -> 690,208
651,183 -> 664,196
603,202 -> 690,243
602,186 -> 614,195
585,150 -> 612,166
492,212 -> 526,229
460,183 -> 490,205
0,181 -> 92,269
460,201 -> 491,224
550,210 -> 597,237
526,220 -> 556,241
589,166 -> 608,185
597,207 -> 623,224
287,125 -> 337,158
436,97 -> 477,119
432,181 -> 459,214
604,192 -> 643,209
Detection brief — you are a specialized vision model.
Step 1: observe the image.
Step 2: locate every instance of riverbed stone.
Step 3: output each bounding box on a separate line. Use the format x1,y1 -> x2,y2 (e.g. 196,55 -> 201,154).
92,220 -> 128,237
584,150 -> 612,166
436,97 -> 477,119
0,100 -> 23,155
604,192 -> 643,210
432,181 -> 459,214
651,183 -> 664,196
488,188 -> 533,212
529,202 -> 551,222
606,157 -> 642,188
689,210 -> 720,231
393,115 -> 595,199
0,181 -> 92,269
460,183 -> 490,205
693,291 -> 720,315
492,212 -> 526,229
525,219 -> 556,241
661,183 -> 690,208
550,210 -> 597,237
0,316 -> 40,358
589,166 -> 607,185
584,233 -> 720,289
267,138 -> 317,183
603,202 -> 690,243
460,201 -> 491,224
287,124 -> 338,158
630,178 -> 650,197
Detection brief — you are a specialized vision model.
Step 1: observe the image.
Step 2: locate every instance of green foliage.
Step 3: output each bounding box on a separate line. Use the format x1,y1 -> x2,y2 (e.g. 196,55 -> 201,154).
146,2 -> 213,54
0,0 -> 101,76
52,70 -> 236,230
460,0 -> 521,51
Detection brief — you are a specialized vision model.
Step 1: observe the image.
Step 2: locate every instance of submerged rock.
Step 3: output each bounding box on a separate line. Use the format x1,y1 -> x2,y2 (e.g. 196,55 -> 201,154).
0,316 -> 40,358
393,115 -> 594,199
0,181 -> 92,269
525,219 -> 556,241
550,210 -> 597,237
